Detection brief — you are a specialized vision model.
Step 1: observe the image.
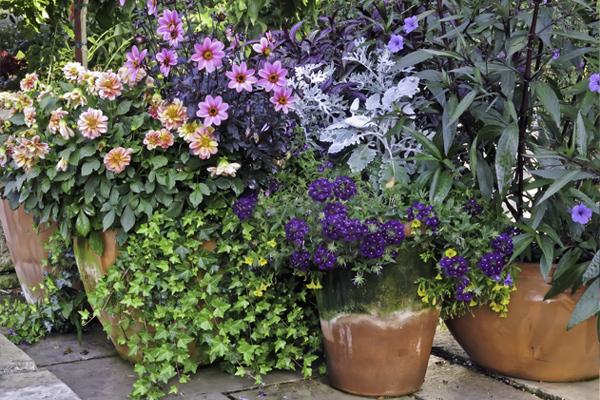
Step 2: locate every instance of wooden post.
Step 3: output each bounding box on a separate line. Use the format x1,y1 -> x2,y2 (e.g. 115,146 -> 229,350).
73,0 -> 88,67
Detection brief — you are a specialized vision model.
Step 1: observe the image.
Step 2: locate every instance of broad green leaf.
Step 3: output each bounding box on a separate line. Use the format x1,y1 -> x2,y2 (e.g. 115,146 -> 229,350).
574,112 -> 588,156
429,169 -> 453,204
149,156 -> 169,169
494,125 -> 518,196
410,130 -> 442,160
395,50 -> 435,71
447,89 -> 477,126
76,211 -> 91,237
533,82 -> 561,127
117,100 -> 132,116
567,279 -> 600,330
539,236 -> 554,279
120,206 -> 135,232
102,209 -> 116,231
189,190 -> 203,207
582,251 -> 600,283
81,159 -> 101,177
536,169 -> 593,205
468,139 -> 478,180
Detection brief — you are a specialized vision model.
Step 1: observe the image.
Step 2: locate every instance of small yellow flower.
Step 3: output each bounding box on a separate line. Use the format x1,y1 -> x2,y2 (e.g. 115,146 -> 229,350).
253,289 -> 264,297
253,283 -> 270,297
411,219 -> 421,230
266,239 -> 277,248
469,299 -> 477,307
444,248 -> 457,258
258,257 -> 268,266
434,273 -> 443,281
306,280 -> 322,290
243,256 -> 254,266
417,282 -> 427,297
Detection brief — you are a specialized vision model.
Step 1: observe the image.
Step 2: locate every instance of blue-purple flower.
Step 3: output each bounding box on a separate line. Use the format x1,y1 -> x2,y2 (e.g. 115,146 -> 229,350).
571,203 -> 592,225
359,232 -> 387,259
491,232 -> 514,257
551,49 -> 560,60
588,73 -> 600,93
333,176 -> 357,201
308,178 -> 333,202
387,34 -> 405,53
340,218 -> 368,242
290,249 -> 311,271
440,255 -> 469,277
285,218 -> 309,246
455,278 -> 474,302
313,244 -> 337,271
322,212 -> 346,241
463,198 -> 483,217
323,202 -> 348,217
381,220 -> 405,245
478,251 -> 505,279
403,16 -> 419,34
232,192 -> 258,220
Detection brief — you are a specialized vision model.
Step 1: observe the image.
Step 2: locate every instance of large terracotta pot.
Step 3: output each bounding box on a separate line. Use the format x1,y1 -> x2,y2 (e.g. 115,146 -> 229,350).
73,231 -> 214,364
0,200 -> 55,302
317,247 -> 439,397
446,263 -> 599,382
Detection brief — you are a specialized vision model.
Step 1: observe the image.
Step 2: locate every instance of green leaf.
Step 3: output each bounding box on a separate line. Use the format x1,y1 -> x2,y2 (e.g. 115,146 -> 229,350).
102,209 -> 116,231
447,90 -> 477,126
120,206 -> 135,232
536,169 -> 593,205
117,100 -> 132,116
567,279 -> 599,330
494,125 -> 518,196
81,159 -> 101,176
189,190 -> 203,208
582,251 -> 600,283
574,112 -> 588,156
410,130 -> 442,160
469,139 -> 478,180
79,144 -> 97,159
429,169 -> 453,204
76,211 -> 91,237
533,82 -> 561,127
539,236 -> 554,279
395,50 -> 435,71
149,156 -> 169,169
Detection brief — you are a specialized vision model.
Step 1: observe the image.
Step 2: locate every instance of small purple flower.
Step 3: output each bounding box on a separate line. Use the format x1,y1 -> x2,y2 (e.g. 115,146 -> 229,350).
290,249 -> 311,271
322,213 -> 346,241
359,232 -> 387,259
323,202 -> 348,217
455,278 -> 474,302
381,220 -> 405,245
403,16 -> 419,34
317,160 -> 334,173
478,251 -> 506,278
156,48 -> 177,76
551,49 -> 560,60
340,218 -> 368,242
333,176 -> 357,201
440,256 -> 469,277
571,203 -> 593,224
232,192 -> 258,220
491,233 -> 514,258
406,201 -> 425,220
308,178 -> 333,202
285,218 -> 309,246
425,216 -> 440,231
503,273 -> 513,287
387,34 -> 405,53
313,244 -> 337,271
589,73 -> 600,93
463,198 -> 483,217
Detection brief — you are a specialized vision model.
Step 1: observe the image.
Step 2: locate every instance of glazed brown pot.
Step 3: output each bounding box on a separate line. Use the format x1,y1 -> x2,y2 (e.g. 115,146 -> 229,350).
446,263 -> 599,382
317,247 -> 439,397
0,200 -> 55,302
73,231 -> 215,363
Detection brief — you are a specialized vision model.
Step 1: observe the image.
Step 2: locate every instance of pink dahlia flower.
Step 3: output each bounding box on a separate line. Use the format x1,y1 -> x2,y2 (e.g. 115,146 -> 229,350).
157,10 -> 184,47
95,72 -> 123,100
77,108 -> 108,139
252,36 -> 274,56
104,147 -> 133,174
196,95 -> 229,126
258,61 -> 288,92
189,132 -> 218,159
124,45 -> 147,78
225,62 -> 257,93
190,38 -> 225,73
156,48 -> 178,76
270,86 -> 295,114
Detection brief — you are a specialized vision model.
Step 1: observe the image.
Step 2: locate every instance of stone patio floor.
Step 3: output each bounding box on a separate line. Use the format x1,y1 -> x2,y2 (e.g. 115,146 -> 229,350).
0,323 -> 597,400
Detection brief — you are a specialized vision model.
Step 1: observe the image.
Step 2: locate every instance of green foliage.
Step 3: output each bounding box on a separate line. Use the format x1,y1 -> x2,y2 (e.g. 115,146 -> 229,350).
0,233 -> 88,344
88,202 -> 321,399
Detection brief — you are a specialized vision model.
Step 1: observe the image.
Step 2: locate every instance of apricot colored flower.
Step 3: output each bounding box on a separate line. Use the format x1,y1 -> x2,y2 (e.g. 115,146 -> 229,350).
158,98 -> 187,130
12,147 -> 34,170
58,120 -> 75,139
196,95 -> 229,126
118,65 -> 146,86
48,107 -> 68,133
63,62 -> 85,82
20,73 -> 39,91
95,72 -> 123,100
190,37 -> 225,73
104,147 -> 133,174
178,120 -> 202,141
77,108 -> 108,139
56,157 -> 68,172
189,131 -> 218,159
144,129 -> 174,150
225,62 -> 257,93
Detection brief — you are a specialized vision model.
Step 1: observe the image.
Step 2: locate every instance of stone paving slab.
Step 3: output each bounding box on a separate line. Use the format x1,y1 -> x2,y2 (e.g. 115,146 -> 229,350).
0,333 -> 36,375
19,326 -> 117,367
0,369 -> 81,400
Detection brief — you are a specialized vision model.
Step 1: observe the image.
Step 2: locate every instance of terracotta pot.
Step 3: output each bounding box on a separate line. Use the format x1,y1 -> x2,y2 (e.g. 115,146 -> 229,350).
73,231 -> 214,364
0,200 -> 55,302
317,247 -> 439,397
446,263 -> 599,382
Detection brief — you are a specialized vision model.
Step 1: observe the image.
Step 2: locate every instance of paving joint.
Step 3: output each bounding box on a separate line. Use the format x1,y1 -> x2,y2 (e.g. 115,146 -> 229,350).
35,354 -> 119,369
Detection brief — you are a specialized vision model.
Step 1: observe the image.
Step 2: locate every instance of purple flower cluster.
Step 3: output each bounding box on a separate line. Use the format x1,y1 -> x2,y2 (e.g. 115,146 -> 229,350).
440,255 -> 469,277
232,192 -> 258,220
455,278 -> 474,302
381,220 -> 406,245
308,176 -> 356,202
290,249 -> 311,271
463,198 -> 483,217
477,232 -> 514,279
285,218 -> 309,246
313,244 -> 337,271
406,201 -> 440,230
359,232 -> 387,259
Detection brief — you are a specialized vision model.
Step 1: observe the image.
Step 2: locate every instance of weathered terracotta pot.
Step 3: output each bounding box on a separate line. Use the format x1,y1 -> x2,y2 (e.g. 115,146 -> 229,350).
317,247 -> 438,397
446,263 -> 599,382
0,200 -> 55,302
73,231 -> 214,364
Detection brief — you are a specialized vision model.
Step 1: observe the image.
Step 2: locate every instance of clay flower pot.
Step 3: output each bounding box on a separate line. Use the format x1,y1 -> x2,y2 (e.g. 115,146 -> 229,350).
73,230 -> 215,363
317,247 -> 439,397
0,200 -> 55,303
445,263 -> 599,382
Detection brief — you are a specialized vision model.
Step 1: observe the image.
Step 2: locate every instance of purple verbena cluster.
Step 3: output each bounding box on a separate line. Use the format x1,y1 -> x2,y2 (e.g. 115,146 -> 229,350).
308,176 -> 356,203
455,277 -> 474,302
463,198 -> 483,217
406,201 -> 440,231
477,231 -> 514,280
440,255 -> 469,277
285,217 -> 309,246
232,192 -> 258,220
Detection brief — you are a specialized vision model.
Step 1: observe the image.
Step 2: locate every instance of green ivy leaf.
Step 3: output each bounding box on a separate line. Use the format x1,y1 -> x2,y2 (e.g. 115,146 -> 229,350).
189,190 -> 203,208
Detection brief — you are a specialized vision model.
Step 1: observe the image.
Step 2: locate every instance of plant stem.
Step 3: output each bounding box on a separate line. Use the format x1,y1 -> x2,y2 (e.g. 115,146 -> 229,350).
515,0 -> 542,222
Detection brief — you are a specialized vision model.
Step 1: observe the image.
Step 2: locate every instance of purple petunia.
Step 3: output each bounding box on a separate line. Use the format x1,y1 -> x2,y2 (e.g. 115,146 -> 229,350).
313,244 -> 337,271
588,73 -> 600,93
381,220 -> 405,245
308,178 -> 334,202
322,212 -> 346,241
387,34 -> 405,53
571,203 -> 593,224
285,218 -> 309,246
440,255 -> 469,277
359,232 -> 387,259
232,192 -> 258,220
290,249 -> 311,271
403,16 -> 419,34
551,49 -> 560,60
333,176 -> 357,201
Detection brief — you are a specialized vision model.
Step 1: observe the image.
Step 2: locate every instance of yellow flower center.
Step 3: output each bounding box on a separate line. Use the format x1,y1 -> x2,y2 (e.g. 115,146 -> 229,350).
203,50 -> 213,60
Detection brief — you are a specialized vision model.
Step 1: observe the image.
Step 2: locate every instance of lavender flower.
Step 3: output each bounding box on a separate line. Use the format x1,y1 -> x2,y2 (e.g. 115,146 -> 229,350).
232,192 -> 258,220
571,203 -> 592,224
381,220 -> 405,245
387,34 -> 405,53
308,178 -> 333,202
440,256 -> 469,277
333,176 -> 357,201
551,49 -> 560,60
503,273 -> 513,287
317,160 -> 334,173
290,249 -> 311,271
359,232 -> 387,259
402,16 -> 418,34
588,73 -> 600,93
285,218 -> 309,246
313,244 -> 337,271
